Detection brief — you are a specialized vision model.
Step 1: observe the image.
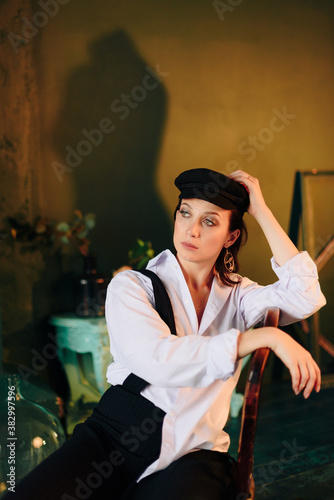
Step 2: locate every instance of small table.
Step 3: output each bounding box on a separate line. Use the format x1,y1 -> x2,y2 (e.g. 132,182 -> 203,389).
50,313 -> 113,406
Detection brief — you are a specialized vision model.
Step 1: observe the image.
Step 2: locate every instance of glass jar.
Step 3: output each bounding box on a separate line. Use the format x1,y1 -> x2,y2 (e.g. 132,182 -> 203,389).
0,374 -> 66,496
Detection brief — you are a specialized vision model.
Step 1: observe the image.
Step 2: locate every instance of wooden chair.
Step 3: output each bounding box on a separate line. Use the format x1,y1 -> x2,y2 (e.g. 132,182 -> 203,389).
236,307 -> 280,499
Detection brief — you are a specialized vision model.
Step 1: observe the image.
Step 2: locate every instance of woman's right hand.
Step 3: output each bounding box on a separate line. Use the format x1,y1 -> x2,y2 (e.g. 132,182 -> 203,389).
238,327 -> 321,398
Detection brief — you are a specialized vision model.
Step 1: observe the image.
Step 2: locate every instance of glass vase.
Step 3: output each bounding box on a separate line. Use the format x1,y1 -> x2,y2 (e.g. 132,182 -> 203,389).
0,374 -> 66,496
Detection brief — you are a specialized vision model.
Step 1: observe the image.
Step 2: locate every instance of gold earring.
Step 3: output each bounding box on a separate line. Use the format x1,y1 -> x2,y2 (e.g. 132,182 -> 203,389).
224,248 -> 235,272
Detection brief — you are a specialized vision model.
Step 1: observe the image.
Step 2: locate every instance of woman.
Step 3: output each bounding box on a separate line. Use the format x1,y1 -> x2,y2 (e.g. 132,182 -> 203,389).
7,169 -> 325,500
105,168 -> 325,499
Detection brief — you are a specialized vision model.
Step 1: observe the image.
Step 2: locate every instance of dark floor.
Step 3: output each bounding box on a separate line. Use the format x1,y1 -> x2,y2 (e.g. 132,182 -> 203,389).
226,376 -> 334,500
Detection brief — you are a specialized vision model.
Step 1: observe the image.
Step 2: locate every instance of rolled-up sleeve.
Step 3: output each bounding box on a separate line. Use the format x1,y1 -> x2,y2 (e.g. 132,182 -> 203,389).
239,251 -> 326,329
207,328 -> 240,381
105,271 -> 240,388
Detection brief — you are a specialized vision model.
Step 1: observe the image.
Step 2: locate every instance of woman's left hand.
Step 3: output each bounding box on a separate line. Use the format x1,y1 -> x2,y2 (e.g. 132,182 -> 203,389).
228,170 -> 268,218
238,326 -> 321,399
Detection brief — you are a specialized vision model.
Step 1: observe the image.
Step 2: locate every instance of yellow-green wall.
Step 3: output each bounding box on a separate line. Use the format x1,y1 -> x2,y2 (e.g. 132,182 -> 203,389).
36,0 -> 334,278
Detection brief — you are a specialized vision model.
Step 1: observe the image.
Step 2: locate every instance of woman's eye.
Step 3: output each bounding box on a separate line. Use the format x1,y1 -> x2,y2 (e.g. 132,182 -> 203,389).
179,210 -> 190,218
204,218 -> 216,226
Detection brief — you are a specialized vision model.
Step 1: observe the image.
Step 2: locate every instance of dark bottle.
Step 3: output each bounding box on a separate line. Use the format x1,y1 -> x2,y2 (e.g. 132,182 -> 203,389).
74,254 -> 107,317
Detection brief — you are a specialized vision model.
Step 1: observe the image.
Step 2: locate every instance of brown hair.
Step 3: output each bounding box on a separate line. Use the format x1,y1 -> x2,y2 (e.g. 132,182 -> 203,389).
174,202 -> 248,287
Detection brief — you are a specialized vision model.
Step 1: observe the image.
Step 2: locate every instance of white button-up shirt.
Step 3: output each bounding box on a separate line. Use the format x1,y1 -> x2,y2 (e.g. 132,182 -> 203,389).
105,249 -> 325,479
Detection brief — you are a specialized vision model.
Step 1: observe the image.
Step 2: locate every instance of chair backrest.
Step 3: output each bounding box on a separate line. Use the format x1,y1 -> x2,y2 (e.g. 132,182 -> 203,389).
236,307 -> 280,499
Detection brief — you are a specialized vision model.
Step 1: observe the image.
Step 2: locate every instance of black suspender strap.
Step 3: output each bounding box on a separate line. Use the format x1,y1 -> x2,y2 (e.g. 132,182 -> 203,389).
136,269 -> 177,336
122,269 -> 177,393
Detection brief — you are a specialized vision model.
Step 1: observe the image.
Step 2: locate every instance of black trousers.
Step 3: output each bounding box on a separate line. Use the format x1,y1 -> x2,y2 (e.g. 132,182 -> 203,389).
3,385 -> 165,500
126,450 -> 237,500
3,387 -> 237,500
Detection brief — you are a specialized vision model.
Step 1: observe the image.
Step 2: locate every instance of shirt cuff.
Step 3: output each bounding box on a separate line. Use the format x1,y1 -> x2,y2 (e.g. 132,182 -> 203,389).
271,251 -> 319,280
207,328 -> 240,381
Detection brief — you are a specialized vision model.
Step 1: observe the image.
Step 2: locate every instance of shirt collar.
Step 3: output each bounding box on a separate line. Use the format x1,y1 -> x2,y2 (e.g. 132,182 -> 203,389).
147,250 -> 235,334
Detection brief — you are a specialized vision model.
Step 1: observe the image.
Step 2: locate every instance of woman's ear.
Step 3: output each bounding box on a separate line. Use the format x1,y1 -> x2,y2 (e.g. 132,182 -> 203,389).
224,229 -> 240,248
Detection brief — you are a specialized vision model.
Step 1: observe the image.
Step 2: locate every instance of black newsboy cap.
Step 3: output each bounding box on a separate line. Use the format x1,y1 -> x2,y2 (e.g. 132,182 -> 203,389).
174,168 -> 249,214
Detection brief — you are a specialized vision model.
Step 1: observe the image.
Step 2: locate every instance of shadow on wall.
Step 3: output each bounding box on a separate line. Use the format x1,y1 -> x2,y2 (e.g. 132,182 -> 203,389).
53,30 -> 172,273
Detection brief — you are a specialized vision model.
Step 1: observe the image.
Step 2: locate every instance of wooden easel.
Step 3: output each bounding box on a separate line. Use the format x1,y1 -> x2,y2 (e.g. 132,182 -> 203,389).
288,171 -> 334,364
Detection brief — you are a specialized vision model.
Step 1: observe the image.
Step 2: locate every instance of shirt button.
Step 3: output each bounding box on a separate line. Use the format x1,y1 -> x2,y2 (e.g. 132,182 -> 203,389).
170,411 -> 175,418
185,299 -> 189,304
173,265 -> 177,270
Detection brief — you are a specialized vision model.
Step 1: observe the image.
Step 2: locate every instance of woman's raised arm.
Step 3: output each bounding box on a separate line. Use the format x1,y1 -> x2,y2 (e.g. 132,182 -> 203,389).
228,170 -> 299,266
